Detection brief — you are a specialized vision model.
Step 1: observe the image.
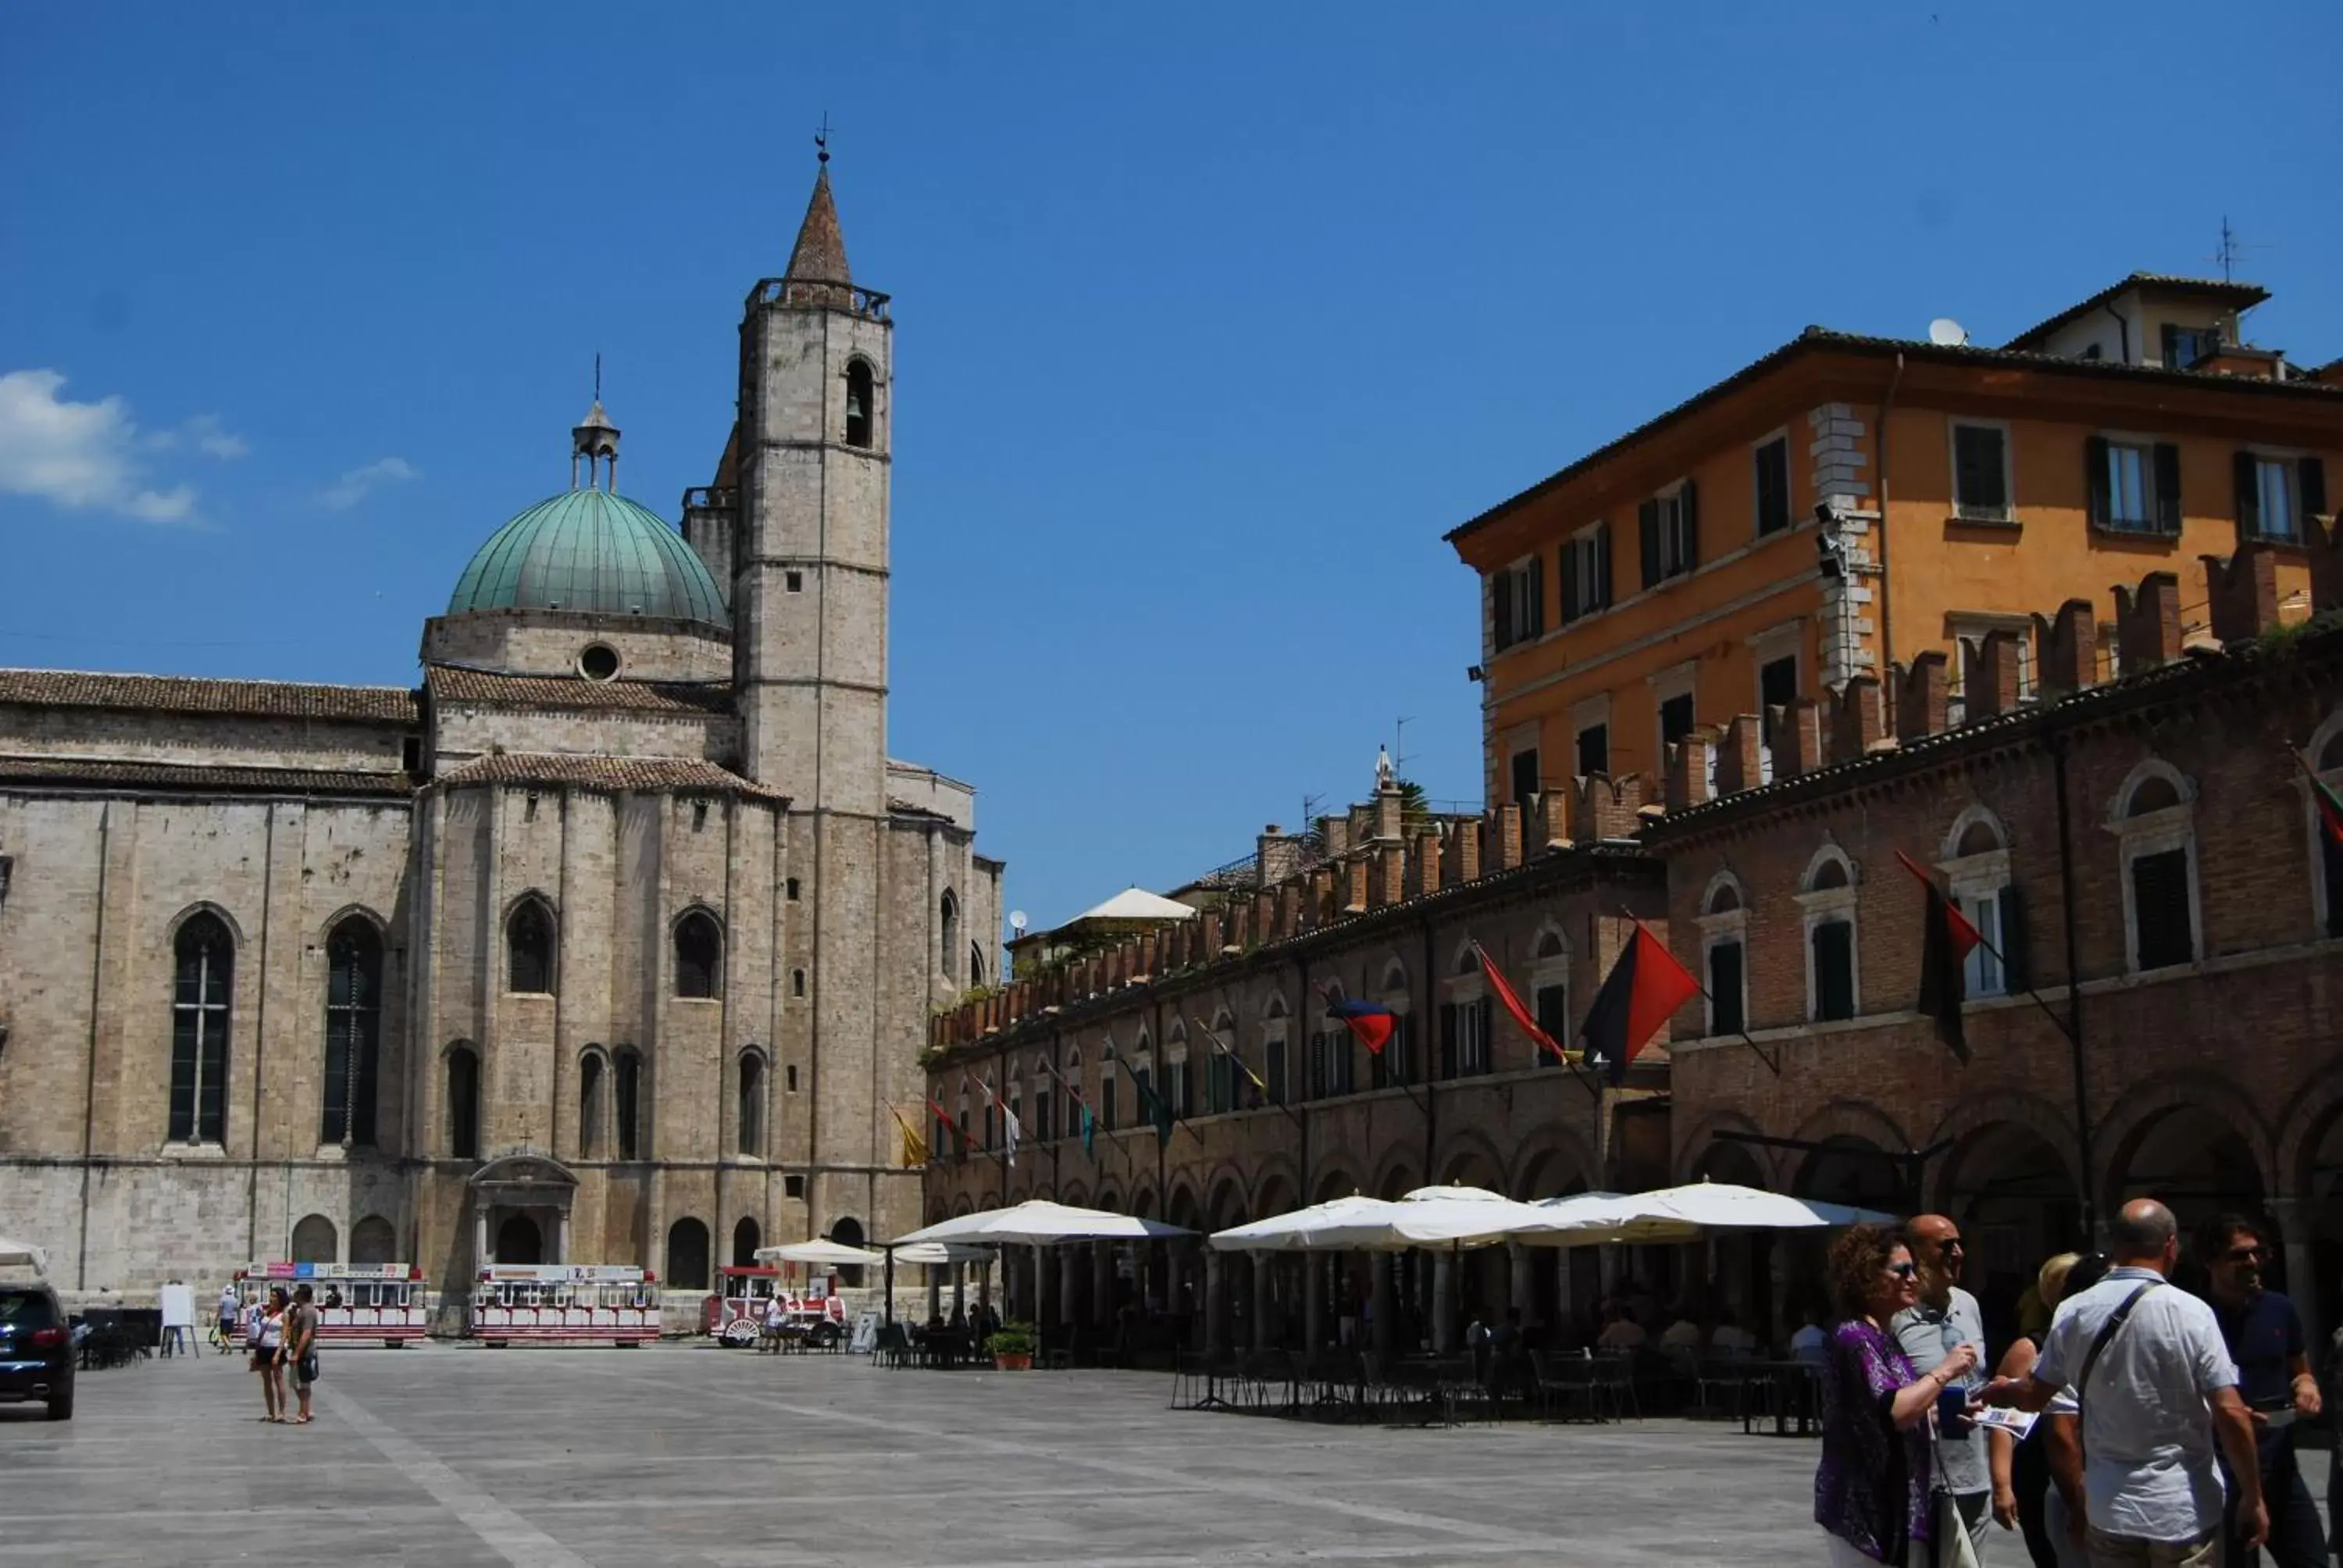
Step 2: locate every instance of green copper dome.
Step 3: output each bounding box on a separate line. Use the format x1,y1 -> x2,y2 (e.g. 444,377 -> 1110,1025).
447,489 -> 727,626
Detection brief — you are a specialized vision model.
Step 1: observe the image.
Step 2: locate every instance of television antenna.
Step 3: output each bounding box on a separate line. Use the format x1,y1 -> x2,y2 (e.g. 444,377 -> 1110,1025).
1393,715 -> 1414,779
1927,317 -> 1967,347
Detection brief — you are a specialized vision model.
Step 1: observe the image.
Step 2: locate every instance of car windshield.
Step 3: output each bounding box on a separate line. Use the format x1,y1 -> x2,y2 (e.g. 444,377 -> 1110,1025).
0,1289 -> 59,1328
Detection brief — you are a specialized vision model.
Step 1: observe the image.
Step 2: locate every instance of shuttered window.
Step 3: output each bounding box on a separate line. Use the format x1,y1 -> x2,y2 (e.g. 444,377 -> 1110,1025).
1753,438 -> 1792,536
1952,425 -> 2010,520
1707,941 -> 1745,1035
2130,848 -> 2195,970
1638,482 -> 1699,588
1492,561 -> 1545,650
1811,921 -> 1855,1021
1561,525 -> 1610,622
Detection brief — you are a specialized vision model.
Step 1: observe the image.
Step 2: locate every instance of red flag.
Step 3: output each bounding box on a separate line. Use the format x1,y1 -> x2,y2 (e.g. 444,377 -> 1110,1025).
1575,922 -> 1700,1083
1474,942 -> 1570,1064
1897,850 -> 1983,1064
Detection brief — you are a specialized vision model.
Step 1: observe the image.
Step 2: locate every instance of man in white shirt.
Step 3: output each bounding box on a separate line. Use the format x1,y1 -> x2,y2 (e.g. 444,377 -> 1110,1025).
1895,1214 -> 1992,1562
1790,1310 -> 1830,1364
1985,1199 -> 2265,1566
1596,1308 -> 1646,1352
1710,1310 -> 1756,1356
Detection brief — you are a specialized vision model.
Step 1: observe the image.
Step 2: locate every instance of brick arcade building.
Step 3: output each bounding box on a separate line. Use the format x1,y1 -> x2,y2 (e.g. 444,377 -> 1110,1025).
924,543 -> 2343,1357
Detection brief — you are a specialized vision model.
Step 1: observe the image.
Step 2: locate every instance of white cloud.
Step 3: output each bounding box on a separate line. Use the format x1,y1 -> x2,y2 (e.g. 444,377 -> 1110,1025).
144,412 -> 249,460
0,368 -> 201,523
321,456 -> 418,510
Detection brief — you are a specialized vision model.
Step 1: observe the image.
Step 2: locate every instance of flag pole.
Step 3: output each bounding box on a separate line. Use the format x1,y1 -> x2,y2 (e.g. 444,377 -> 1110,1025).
1607,908 -> 1780,1078
1310,982 -> 1434,1122
1190,1016 -> 1306,1131
1891,850 -> 2079,1049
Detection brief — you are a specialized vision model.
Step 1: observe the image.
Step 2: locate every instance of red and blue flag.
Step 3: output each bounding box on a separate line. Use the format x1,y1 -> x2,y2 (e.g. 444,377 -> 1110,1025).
1324,997 -> 1397,1055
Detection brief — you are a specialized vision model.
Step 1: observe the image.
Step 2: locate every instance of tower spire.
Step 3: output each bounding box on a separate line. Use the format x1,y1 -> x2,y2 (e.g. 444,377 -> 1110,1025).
784,132 -> 852,295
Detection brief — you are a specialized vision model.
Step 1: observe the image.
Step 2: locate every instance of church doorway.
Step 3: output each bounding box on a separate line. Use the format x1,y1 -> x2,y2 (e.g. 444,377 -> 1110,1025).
495,1214 -> 544,1265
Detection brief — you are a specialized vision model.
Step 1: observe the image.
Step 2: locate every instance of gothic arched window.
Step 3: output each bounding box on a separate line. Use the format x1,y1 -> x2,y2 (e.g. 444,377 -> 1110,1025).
169,912 -> 234,1144
737,1050 -> 765,1156
675,911 -> 722,1000
844,359 -> 875,449
446,1044 -> 480,1160
321,918 -> 383,1146
940,890 -> 960,983
615,1049 -> 644,1160
507,898 -> 555,995
578,1049 -> 606,1158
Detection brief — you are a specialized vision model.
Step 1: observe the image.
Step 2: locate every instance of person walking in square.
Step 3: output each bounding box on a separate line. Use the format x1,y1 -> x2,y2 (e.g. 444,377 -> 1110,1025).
216,1280 -> 240,1355
1818,1224 -> 1979,1566
1983,1199 -> 2265,1567
1896,1214 -> 1993,1565
2194,1215 -> 2326,1567
1987,1251 -> 2110,1568
284,1283 -> 320,1426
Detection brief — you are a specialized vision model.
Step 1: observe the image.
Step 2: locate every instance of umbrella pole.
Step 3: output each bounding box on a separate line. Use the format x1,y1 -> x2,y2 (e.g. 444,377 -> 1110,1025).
883,1245 -> 895,1327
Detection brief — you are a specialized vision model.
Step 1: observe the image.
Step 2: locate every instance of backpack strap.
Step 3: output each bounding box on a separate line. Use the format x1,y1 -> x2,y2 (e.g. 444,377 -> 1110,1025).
2074,1282 -> 2158,1411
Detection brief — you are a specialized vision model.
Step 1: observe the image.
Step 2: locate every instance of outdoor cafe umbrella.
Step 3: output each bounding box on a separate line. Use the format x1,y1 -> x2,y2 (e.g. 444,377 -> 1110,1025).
890,1241 -> 996,1267
890,1199 -> 1193,1248
1523,1180 -> 1900,1246
0,1236 -> 46,1271
1207,1186 -> 1550,1252
755,1239 -> 886,1267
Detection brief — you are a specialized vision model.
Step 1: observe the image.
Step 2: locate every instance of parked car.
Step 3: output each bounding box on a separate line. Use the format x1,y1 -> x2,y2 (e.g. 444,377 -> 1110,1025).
0,1281 -> 74,1420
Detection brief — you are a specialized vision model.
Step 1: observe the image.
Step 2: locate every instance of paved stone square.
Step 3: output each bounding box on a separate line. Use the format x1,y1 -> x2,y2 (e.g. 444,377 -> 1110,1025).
4,1344 -> 2326,1566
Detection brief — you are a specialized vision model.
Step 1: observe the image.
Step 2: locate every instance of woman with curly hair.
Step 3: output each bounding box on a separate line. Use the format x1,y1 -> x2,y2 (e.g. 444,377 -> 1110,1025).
1817,1224 -> 1980,1565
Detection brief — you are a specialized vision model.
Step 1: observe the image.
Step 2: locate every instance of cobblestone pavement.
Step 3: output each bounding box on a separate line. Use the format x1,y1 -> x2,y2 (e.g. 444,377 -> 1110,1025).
3,1344 -> 2326,1566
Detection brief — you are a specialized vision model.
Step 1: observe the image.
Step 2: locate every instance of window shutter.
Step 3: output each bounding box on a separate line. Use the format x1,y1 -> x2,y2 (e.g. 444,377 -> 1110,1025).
1708,942 -> 1744,1035
1639,499 -> 1661,588
2234,450 -> 2260,536
2152,442 -> 2183,534
1678,479 -> 1699,572
1438,1003 -> 1457,1079
2084,435 -> 2110,527
2160,323 -> 2184,369
1813,921 -> 1854,1021
2131,849 -> 2194,970
1560,540 -> 1580,623
1475,998 -> 1494,1071
1595,523 -> 1613,608
1997,886 -> 2027,993
2302,457 -> 2329,520
1956,426 -> 2007,515
1492,572 -> 1514,650
1526,559 -> 1545,637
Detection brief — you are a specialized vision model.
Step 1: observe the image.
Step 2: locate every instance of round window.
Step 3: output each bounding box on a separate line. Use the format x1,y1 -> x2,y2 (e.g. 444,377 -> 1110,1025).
578,643 -> 621,682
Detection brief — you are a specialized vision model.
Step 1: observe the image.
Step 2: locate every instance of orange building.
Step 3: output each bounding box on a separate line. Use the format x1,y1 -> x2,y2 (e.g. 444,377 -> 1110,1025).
1448,274 -> 2342,807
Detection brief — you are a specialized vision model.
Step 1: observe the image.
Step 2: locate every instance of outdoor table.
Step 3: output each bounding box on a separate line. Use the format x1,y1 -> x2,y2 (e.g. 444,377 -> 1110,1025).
1739,1360 -> 1822,1436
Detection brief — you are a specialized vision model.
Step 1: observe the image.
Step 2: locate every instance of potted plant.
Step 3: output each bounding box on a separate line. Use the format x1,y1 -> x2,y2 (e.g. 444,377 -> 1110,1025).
986,1320 -> 1036,1371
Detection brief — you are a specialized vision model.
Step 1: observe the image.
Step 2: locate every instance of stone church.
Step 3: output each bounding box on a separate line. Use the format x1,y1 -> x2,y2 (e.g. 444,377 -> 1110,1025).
0,166 -> 1002,1306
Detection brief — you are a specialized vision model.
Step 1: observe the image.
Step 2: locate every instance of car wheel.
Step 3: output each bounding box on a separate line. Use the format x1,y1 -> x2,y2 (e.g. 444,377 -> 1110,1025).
46,1391 -> 73,1421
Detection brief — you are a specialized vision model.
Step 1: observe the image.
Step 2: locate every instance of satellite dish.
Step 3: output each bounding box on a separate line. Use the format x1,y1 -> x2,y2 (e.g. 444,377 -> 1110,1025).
1008,911 -> 1028,934
1928,317 -> 1968,347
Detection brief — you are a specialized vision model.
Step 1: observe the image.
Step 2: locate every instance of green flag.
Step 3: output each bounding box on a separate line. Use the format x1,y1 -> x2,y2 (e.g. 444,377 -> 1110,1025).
1080,1101 -> 1096,1157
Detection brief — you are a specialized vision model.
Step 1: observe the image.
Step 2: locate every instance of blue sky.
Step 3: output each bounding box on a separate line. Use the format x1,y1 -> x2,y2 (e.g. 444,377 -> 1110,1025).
3,2 -> 2335,932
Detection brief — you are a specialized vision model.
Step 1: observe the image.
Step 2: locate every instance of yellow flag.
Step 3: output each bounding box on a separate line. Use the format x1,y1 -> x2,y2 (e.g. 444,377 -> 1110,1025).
889,1104 -> 929,1167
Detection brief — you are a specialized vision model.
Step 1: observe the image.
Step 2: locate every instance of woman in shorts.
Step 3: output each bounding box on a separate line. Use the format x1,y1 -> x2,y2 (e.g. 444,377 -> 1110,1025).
248,1286 -> 288,1422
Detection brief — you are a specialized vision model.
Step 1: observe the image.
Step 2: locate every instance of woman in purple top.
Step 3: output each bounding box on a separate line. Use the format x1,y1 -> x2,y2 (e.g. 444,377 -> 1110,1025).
1815,1224 -> 1980,1565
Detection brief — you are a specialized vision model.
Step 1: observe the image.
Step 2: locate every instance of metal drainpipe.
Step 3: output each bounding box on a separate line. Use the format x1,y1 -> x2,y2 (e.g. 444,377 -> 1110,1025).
2100,301 -> 2131,365
1874,353 -> 1906,729
2050,728 -> 2097,1245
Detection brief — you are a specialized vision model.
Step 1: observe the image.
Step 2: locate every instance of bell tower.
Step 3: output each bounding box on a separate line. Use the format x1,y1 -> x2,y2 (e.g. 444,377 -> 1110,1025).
732,152 -> 896,1220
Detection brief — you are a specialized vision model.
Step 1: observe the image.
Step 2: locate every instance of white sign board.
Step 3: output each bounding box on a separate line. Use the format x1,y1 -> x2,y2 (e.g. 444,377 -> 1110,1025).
159,1283 -> 195,1330
850,1311 -> 881,1355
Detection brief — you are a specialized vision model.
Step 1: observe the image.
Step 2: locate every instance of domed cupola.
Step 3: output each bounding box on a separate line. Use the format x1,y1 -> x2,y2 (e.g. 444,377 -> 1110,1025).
444,397 -> 727,629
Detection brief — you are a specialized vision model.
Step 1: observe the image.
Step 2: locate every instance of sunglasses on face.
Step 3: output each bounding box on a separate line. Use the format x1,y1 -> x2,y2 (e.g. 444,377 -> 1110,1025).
1886,1263 -> 1917,1278
1937,1238 -> 1963,1253
2220,1246 -> 2266,1264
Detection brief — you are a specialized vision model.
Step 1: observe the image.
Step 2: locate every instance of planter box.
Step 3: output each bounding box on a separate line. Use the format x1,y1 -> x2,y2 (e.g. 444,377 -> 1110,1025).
992,1351 -> 1032,1370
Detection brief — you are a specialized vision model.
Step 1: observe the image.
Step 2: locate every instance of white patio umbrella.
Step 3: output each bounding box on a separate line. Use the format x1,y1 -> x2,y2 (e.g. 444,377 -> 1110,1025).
1209,1187 -> 1550,1252
0,1236 -> 47,1272
890,1241 -> 996,1267
756,1239 -> 886,1267
891,1199 -> 1193,1248
1525,1180 -> 1899,1245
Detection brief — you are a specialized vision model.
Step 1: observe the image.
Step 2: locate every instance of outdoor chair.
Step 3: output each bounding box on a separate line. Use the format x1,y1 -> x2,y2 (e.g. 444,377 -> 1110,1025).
1692,1352 -> 1756,1417
1589,1352 -> 1642,1420
1528,1349 -> 1598,1423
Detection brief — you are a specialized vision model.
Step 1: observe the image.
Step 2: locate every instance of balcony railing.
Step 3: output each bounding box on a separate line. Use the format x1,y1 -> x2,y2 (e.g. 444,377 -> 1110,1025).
746,276 -> 891,322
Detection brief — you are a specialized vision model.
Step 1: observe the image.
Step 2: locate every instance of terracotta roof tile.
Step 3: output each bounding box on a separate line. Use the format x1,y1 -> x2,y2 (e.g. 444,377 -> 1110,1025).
424,665 -> 734,715
433,752 -> 787,801
0,755 -> 413,796
0,668 -> 419,724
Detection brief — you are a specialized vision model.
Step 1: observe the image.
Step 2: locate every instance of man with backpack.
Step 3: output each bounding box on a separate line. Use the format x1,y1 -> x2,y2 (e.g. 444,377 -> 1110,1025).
1983,1199 -> 2264,1566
